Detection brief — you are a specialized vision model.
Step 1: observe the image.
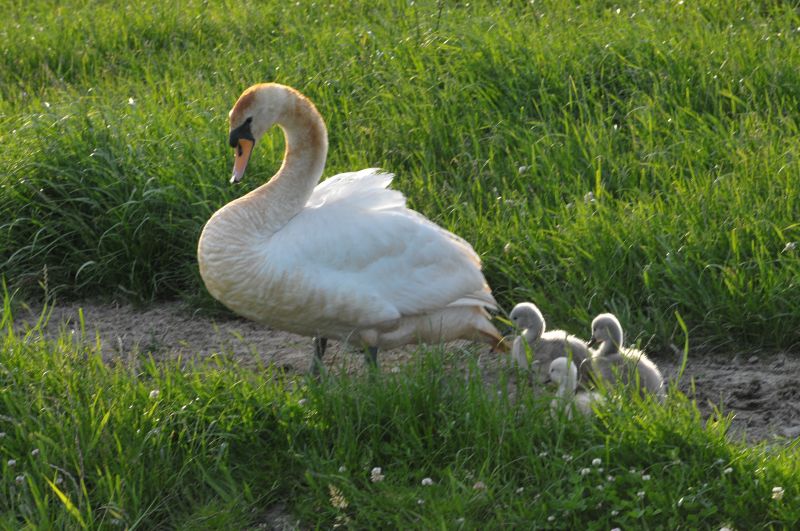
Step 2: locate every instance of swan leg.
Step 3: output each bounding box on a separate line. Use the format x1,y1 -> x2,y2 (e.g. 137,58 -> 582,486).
365,346 -> 379,367
310,336 -> 328,375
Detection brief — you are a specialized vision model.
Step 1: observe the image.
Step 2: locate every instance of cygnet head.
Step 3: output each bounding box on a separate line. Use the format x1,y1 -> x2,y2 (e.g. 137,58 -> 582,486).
509,302 -> 545,340
588,313 -> 623,352
547,357 -> 578,395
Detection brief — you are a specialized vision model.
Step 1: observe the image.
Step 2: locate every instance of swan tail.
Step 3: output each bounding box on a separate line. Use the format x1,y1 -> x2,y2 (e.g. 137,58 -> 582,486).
481,328 -> 510,353
469,312 -> 508,352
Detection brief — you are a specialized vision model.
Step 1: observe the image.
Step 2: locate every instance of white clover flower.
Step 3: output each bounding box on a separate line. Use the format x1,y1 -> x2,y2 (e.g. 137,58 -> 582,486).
128,97 -> 136,106
55,476 -> 63,485
611,510 -> 619,516
538,451 -> 548,458
298,398 -> 308,406
723,467 -> 733,475
0,432 -> 6,438
338,465 -> 347,473
547,515 -> 555,522
421,477 -> 434,486
417,498 -> 425,505
562,454 -> 573,462
7,459 -> 16,467
31,449 -> 40,457
328,484 -> 348,509
149,389 -> 160,400
472,481 -> 486,490
515,487 -> 524,494
607,475 -> 615,482
637,490 -> 646,498
772,486 -> 784,500
592,458 -> 602,467
580,468 -> 591,476
15,475 -> 24,484
370,467 -> 385,483
642,474 -> 651,481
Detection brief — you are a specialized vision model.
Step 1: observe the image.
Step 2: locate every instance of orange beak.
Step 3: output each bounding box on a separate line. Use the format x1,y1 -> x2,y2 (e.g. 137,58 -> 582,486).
231,138 -> 254,183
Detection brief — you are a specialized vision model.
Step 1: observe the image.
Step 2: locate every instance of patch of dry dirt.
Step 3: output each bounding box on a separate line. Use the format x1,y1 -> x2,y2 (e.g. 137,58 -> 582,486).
11,300 -> 800,443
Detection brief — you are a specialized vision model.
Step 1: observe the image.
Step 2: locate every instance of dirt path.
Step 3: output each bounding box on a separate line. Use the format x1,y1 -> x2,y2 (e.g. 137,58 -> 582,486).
11,300 -> 800,443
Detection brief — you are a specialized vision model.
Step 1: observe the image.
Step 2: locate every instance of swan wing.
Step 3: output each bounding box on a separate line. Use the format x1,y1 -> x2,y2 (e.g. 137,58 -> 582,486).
309,169 -> 484,267
263,169 -> 496,329
307,168 -> 404,210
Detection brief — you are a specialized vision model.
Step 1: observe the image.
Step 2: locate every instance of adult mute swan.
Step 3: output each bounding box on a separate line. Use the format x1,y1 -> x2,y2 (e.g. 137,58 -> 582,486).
509,302 -> 591,384
587,313 -> 665,398
197,83 -> 504,372
545,357 -> 603,418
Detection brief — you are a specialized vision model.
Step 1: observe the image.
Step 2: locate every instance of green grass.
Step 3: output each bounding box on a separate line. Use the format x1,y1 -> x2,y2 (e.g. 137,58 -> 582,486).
1,3 -> 798,527
2,0 -> 800,351
1,297 -> 798,528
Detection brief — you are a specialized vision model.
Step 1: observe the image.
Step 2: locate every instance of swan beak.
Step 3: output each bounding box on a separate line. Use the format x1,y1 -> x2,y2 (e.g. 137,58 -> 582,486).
587,337 -> 598,349
231,138 -> 255,183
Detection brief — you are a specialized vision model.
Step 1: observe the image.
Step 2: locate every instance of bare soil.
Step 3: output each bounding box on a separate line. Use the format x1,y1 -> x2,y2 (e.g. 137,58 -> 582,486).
12,300 -> 800,444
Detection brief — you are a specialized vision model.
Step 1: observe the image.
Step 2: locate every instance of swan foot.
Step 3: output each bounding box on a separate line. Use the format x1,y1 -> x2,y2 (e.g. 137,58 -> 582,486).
310,336 -> 328,375
365,346 -> 379,368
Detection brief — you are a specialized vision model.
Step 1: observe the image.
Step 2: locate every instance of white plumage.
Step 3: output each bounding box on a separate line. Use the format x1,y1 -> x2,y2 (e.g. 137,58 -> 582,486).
197,84 -> 502,369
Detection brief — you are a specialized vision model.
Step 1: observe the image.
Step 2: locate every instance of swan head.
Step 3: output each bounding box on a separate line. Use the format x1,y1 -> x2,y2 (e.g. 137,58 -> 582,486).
228,83 -> 293,183
545,357 -> 578,393
509,302 -> 545,340
588,313 -> 623,351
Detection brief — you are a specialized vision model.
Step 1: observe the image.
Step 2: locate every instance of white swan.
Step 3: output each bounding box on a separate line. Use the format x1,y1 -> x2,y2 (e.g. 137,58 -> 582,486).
197,84 -> 504,371
509,302 -> 591,383
587,313 -> 665,398
545,357 -> 603,418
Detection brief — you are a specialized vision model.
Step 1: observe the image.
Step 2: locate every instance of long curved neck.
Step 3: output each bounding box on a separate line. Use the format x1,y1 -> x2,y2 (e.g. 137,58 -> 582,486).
523,318 -> 544,344
522,327 -> 541,345
242,90 -> 328,234
598,336 -> 622,356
